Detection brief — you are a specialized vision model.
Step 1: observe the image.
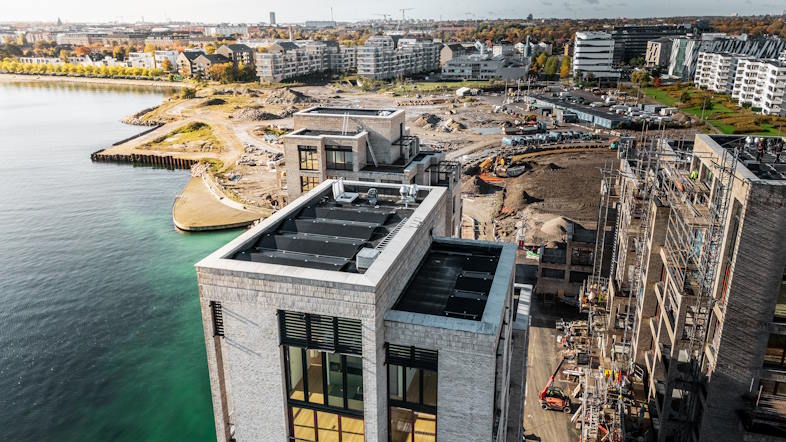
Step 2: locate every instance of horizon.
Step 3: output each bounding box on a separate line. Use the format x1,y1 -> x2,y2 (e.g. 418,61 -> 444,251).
2,0 -> 785,25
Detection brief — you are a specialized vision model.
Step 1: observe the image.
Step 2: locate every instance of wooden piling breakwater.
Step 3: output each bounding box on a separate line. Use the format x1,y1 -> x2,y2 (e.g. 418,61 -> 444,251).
90,149 -> 198,170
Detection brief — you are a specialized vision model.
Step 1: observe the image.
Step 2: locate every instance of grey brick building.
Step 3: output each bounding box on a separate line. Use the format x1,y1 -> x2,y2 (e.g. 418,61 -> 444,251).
283,107 -> 462,237
195,180 -> 530,442
603,134 -> 786,441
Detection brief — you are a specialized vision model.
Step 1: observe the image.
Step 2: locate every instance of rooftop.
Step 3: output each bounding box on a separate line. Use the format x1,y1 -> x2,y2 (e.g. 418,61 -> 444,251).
287,128 -> 363,138
230,181 -> 428,272
392,241 -> 503,321
707,135 -> 786,181
300,107 -> 400,117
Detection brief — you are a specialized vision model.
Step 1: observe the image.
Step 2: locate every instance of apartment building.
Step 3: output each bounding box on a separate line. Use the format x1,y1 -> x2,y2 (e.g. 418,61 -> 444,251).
215,43 -> 255,67
645,37 -> 673,68
176,50 -> 205,77
536,221 -> 604,301
441,54 -> 528,81
694,52 -> 745,94
732,58 -> 786,116
193,53 -> 231,76
604,135 -> 786,441
282,107 -> 462,236
195,178 -> 530,442
572,31 -> 620,82
357,36 -> 440,80
255,41 -> 355,82
126,50 -> 178,69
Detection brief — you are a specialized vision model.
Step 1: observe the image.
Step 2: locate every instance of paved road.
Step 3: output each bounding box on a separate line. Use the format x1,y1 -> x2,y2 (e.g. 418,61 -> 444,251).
523,298 -> 584,442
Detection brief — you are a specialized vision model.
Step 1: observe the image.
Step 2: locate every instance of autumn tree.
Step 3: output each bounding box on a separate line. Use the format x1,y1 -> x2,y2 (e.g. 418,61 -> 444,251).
543,55 -> 560,76
206,62 -> 235,82
559,56 -> 571,79
161,58 -> 173,72
631,69 -> 650,87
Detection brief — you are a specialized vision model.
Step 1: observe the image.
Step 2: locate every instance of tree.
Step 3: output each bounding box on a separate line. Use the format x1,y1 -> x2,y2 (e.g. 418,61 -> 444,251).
543,55 -> 560,76
74,46 -> 91,56
206,62 -> 234,82
560,56 -> 571,79
679,90 -> 691,104
161,58 -> 173,72
631,69 -> 650,87
534,52 -> 548,71
204,44 -> 216,54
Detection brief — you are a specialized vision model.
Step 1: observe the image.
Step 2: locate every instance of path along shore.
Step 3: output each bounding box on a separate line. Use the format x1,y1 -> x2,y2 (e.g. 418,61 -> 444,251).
0,73 -> 188,88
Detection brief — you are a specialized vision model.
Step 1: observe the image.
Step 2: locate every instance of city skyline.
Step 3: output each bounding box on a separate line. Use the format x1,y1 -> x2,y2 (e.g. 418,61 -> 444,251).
3,0 -> 785,24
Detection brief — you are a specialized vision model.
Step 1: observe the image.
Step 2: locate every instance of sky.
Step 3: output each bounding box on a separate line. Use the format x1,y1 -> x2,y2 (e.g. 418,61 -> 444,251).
3,0 -> 785,23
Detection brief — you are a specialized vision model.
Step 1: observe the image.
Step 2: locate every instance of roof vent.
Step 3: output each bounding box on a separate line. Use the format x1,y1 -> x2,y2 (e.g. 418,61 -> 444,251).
356,247 -> 380,272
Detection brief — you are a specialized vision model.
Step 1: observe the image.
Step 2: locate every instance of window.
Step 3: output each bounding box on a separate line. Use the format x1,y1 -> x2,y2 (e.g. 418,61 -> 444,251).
288,407 -> 364,442
387,344 -> 437,441
326,146 -> 354,170
765,334 -> 786,368
299,146 -> 318,170
301,176 -> 320,192
542,268 -> 565,280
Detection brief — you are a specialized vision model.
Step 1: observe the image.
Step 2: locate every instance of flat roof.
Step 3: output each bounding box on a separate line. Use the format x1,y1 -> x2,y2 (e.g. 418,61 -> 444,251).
230,182 -> 428,272
530,93 -> 627,123
392,241 -> 503,321
299,107 -> 399,117
287,128 -> 363,137
706,135 -> 786,181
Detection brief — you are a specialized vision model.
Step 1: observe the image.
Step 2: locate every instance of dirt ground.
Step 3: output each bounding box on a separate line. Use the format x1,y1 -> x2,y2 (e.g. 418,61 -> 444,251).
462,149 -> 618,244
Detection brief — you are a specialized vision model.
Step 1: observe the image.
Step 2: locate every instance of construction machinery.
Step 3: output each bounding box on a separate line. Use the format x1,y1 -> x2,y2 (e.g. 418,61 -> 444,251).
539,358 -> 572,413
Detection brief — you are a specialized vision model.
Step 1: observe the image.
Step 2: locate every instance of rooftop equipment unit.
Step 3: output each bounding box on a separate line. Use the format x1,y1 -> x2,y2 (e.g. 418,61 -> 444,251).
356,247 -> 381,272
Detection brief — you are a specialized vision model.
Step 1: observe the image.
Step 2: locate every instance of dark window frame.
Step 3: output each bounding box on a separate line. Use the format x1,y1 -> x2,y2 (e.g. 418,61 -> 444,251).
298,145 -> 318,171
300,176 -> 320,193
326,145 -> 354,171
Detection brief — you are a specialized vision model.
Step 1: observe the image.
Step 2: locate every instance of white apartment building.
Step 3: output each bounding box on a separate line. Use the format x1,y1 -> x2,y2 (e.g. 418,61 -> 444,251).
694,52 -> 745,94
18,57 -> 63,65
126,50 -> 178,69
357,36 -> 440,80
572,31 -> 620,81
732,58 -> 786,116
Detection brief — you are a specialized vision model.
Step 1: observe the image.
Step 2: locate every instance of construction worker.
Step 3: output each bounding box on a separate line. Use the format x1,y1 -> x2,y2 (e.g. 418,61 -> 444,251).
757,138 -> 765,162
690,169 -> 699,180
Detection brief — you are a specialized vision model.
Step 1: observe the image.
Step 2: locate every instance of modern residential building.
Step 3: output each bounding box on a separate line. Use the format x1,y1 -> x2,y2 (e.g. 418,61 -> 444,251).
126,50 -> 179,69
602,134 -> 786,441
270,11 -> 277,26
441,54 -> 528,81
439,42 -> 473,66
694,52 -> 746,94
215,43 -> 255,67
18,56 -> 63,65
255,41 -> 355,82
357,36 -> 440,80
732,58 -> 786,116
204,25 -> 249,38
176,50 -> 205,77
195,178 -> 530,442
536,221 -> 605,301
193,53 -> 231,76
610,24 -> 692,65
572,31 -> 620,82
645,37 -> 673,68
492,43 -> 515,58
668,34 -> 785,81
281,107 -> 462,236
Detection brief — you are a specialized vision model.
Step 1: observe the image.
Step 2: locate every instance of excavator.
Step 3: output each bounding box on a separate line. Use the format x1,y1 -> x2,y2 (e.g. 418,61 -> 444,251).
539,358 -> 571,413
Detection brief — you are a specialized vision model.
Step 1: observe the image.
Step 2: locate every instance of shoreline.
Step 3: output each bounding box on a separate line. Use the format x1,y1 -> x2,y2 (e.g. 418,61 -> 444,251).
0,73 -> 188,88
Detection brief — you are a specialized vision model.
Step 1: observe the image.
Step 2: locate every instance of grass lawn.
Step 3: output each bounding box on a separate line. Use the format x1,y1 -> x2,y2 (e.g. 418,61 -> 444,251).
383,80 -> 503,96
642,84 -> 786,136
143,122 -> 222,153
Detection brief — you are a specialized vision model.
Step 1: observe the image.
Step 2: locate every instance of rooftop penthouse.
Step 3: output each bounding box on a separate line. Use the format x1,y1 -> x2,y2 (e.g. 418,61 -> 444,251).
196,179 -> 527,442
284,106 -> 462,236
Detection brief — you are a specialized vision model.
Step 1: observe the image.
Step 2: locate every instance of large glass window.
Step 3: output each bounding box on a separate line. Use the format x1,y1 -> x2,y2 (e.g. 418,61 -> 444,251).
306,349 -> 325,404
326,146 -> 354,170
327,353 -> 344,408
387,345 -> 438,441
299,146 -> 318,170
289,407 -> 363,442
300,176 -> 319,192
765,334 -> 786,368
288,346 -> 305,401
346,355 -> 364,411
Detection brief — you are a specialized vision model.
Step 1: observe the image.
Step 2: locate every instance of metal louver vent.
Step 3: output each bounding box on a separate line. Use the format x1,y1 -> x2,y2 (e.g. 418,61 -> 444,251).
278,310 -> 362,355
386,344 -> 438,369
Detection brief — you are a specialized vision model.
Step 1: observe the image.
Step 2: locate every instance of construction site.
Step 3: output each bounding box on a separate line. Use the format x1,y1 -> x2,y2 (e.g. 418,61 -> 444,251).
526,130 -> 786,442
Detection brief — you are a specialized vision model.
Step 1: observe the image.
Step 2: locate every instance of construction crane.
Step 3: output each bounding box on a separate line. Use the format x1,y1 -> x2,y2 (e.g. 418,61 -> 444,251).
397,7 -> 414,30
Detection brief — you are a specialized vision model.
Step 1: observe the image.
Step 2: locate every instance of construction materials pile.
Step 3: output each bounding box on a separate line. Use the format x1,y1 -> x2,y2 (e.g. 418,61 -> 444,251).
230,108 -> 281,121
414,113 -> 441,129
262,88 -> 315,105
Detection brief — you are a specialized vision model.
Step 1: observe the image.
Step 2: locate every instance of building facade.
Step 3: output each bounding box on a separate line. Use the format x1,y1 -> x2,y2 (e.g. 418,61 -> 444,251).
282,107 -> 462,236
732,58 -> 786,116
572,31 -> 620,82
215,43 -> 255,67
694,52 -> 745,94
606,135 -> 786,441
645,38 -> 673,68
441,54 -> 528,81
195,178 -> 529,442
357,36 -> 440,80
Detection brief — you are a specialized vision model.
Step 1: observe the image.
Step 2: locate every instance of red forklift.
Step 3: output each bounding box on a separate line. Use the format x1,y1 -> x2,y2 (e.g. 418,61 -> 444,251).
539,358 -> 572,413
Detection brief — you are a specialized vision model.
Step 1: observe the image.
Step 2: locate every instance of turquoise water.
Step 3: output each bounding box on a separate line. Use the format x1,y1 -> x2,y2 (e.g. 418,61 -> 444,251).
0,82 -> 237,441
